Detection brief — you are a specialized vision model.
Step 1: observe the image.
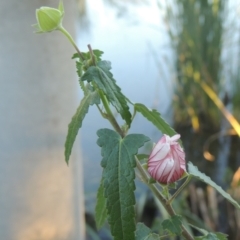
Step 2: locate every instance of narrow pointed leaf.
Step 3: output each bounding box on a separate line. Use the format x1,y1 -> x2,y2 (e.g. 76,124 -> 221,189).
82,61 -> 132,126
188,162 -> 240,209
134,103 -> 177,137
135,223 -> 160,240
97,129 -> 150,240
95,177 -> 107,229
65,87 -> 100,163
162,215 -> 182,235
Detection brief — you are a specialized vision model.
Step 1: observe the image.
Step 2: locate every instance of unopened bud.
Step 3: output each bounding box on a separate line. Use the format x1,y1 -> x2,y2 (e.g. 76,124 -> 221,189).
33,1 -> 64,33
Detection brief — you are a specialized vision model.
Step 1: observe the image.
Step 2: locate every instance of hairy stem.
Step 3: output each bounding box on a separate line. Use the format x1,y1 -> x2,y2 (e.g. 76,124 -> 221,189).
98,90 -> 124,137
87,44 -> 124,137
87,44 -> 96,65
59,26 -> 85,60
136,159 -> 194,240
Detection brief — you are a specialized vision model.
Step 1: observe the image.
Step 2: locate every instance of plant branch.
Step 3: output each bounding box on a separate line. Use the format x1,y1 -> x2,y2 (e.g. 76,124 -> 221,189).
87,44 -> 96,65
96,104 -> 107,119
136,159 -> 194,240
167,175 -> 192,204
98,89 -> 124,137
59,26 -> 85,61
86,44 -> 124,137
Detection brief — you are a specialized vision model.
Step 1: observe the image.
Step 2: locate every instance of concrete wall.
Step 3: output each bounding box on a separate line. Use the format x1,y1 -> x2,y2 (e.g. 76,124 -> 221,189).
0,0 -> 85,239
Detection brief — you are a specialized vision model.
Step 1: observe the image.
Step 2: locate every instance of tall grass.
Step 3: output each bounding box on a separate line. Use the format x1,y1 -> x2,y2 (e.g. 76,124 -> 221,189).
161,1 -> 240,237
165,0 -> 226,131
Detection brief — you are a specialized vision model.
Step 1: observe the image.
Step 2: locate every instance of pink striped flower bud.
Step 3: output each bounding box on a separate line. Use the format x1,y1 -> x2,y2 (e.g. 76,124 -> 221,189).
148,134 -> 186,184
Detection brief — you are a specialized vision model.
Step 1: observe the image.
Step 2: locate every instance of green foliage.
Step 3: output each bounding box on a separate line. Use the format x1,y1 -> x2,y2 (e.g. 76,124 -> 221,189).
33,1 -> 64,33
73,50 -> 104,81
134,103 -> 177,137
165,0 -> 225,130
82,61 -> 132,126
95,177 -> 107,230
72,49 -> 104,61
195,233 -> 228,240
64,85 -> 100,163
97,129 -> 149,240
34,5 -> 240,238
188,162 -> 240,209
135,223 -> 160,240
192,225 -> 228,240
161,215 -> 183,236
76,61 -> 84,82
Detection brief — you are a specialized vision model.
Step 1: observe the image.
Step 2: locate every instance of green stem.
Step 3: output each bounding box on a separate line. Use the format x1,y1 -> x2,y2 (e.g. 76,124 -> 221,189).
87,44 -> 96,65
86,44 -> 124,137
167,175 -> 192,204
58,28 -> 123,138
96,104 -> 108,119
136,159 -> 194,240
131,107 -> 137,122
59,26 -> 85,60
98,90 -> 124,137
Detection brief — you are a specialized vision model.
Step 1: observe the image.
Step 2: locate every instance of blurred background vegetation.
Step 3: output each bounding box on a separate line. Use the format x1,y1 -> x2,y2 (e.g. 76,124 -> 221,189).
76,0 -> 240,239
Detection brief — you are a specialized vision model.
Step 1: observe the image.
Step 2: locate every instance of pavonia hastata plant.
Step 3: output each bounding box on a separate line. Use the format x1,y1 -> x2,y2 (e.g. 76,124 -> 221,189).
33,2 -> 240,239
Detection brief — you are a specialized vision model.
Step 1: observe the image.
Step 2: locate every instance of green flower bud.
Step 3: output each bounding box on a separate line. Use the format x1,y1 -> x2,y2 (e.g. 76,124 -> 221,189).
33,1 -> 64,33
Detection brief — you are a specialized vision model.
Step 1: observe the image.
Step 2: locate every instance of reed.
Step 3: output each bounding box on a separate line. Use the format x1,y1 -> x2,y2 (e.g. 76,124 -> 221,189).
165,0 -> 226,131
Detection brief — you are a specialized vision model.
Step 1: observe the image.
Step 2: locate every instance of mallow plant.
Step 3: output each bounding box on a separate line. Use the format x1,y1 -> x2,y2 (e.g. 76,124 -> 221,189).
33,2 -> 240,239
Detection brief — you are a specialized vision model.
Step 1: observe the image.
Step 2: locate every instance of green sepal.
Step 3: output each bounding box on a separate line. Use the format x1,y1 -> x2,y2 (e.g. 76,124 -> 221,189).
136,154 -> 149,161
148,177 -> 156,184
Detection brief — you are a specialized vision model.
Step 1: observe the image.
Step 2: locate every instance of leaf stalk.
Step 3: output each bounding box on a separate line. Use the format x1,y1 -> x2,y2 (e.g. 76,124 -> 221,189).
98,89 -> 124,137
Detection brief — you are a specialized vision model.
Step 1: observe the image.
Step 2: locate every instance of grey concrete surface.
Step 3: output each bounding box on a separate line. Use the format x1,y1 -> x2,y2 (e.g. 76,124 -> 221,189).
0,1 -> 85,239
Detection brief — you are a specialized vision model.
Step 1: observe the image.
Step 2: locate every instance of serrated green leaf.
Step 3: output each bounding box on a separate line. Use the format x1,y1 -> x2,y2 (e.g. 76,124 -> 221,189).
64,86 -> 100,163
188,162 -> 240,209
91,49 -> 104,61
135,223 -> 151,238
97,129 -> 150,240
74,61 -> 88,94
135,223 -> 160,240
162,215 -> 182,235
58,0 -> 64,14
82,61 -> 132,126
95,177 -> 107,229
76,61 -> 83,78
134,103 -> 177,137
72,49 -> 104,61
